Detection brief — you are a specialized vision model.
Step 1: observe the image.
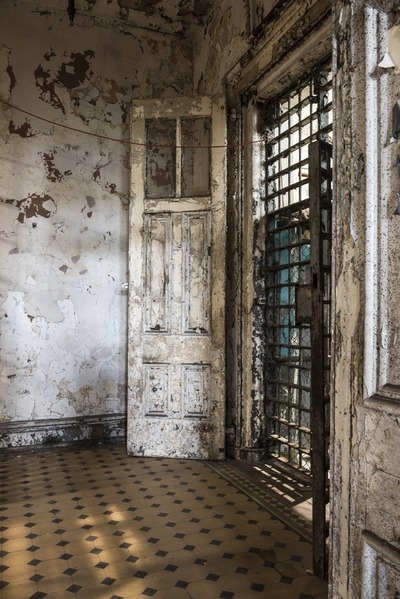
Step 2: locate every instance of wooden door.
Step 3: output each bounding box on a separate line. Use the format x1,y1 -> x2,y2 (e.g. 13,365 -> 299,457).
127,96 -> 226,459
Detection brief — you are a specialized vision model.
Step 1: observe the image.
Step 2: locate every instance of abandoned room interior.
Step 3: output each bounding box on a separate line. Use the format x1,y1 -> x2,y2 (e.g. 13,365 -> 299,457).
1,0 -> 400,598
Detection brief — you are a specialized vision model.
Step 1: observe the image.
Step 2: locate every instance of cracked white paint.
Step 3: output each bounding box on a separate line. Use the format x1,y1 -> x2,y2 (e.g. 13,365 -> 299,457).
331,2 -> 400,598
193,1 -> 251,96
0,0 -> 192,443
2,7 -> 399,596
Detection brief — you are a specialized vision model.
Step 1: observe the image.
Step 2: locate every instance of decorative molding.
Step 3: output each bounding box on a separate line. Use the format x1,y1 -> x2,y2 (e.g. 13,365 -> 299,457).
255,18 -> 331,99
227,0 -> 331,95
364,0 -> 400,14
365,385 -> 400,416
0,414 -> 126,448
362,531 -> 400,599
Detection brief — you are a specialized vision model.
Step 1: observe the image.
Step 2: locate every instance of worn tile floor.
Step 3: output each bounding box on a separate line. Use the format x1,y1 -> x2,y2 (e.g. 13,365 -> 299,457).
0,443 -> 328,599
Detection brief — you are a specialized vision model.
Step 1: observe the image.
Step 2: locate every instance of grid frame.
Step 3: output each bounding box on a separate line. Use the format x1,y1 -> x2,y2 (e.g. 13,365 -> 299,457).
263,62 -> 333,474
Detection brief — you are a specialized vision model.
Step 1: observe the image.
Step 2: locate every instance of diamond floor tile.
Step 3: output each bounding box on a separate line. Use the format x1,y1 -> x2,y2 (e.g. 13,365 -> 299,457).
0,443 -> 328,599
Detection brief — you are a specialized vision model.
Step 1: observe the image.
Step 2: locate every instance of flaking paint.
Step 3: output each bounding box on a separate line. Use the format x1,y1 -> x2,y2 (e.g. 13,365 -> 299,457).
0,0 -> 192,444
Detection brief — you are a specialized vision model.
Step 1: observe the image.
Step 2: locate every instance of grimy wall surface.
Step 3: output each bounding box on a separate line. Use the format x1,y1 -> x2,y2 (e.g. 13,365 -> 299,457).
2,0 -> 400,596
0,0 -> 192,446
331,1 -> 400,597
0,0 -> 272,448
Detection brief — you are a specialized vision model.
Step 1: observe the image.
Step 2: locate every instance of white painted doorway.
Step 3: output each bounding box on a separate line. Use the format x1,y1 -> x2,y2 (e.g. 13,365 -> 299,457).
127,96 -> 226,459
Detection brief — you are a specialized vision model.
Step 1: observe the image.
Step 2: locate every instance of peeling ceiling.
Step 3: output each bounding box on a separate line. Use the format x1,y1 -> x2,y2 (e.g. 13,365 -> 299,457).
66,0 -> 217,36
114,0 -> 216,34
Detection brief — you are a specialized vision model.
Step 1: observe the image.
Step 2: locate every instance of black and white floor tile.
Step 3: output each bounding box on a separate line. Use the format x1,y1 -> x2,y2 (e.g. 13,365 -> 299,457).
0,443 -> 328,599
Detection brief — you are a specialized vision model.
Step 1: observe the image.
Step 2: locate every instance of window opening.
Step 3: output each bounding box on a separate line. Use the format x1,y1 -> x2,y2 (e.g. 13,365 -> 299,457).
264,64 -> 332,469
145,117 -> 211,200
263,62 -> 333,577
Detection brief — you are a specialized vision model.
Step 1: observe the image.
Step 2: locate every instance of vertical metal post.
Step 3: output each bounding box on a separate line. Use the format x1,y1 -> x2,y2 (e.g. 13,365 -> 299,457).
309,139 -> 329,578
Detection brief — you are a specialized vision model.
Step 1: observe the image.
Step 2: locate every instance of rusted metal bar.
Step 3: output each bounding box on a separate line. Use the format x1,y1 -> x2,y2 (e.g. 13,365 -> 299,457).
309,139 -> 332,578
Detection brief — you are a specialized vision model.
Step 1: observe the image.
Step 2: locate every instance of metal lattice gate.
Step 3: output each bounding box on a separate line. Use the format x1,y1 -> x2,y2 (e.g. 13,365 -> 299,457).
263,63 -> 332,577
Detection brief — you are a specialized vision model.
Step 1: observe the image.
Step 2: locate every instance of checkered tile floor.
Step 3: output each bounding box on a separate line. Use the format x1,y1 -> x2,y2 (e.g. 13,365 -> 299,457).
0,443 -> 328,599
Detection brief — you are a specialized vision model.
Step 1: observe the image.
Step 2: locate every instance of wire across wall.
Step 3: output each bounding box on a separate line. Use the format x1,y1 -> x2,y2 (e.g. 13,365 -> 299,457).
0,96 -> 268,150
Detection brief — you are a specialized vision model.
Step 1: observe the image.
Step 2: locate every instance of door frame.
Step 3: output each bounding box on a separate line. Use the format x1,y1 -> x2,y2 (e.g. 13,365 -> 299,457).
224,3 -> 334,578
225,8 -> 333,459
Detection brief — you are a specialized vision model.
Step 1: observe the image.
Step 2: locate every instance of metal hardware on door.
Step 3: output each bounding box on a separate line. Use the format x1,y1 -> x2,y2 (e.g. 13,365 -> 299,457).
392,101 -> 400,143
394,192 -> 400,216
394,155 -> 400,216
378,25 -> 400,74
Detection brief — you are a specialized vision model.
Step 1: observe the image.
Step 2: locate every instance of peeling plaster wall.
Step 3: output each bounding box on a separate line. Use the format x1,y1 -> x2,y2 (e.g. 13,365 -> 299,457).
192,0 -> 251,96
0,0 -> 192,446
192,0 -> 331,455
331,1 -> 400,597
192,0 -> 267,457
192,1 -> 252,457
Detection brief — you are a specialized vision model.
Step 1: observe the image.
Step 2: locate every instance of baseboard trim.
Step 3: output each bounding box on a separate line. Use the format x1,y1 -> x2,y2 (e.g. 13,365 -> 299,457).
0,414 -> 126,448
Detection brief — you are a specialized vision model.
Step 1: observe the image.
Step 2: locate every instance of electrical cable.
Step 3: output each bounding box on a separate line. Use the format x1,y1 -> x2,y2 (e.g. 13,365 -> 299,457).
0,97 -> 268,149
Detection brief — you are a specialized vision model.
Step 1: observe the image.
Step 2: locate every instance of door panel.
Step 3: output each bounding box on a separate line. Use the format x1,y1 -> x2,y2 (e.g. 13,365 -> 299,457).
144,213 -> 171,333
127,96 -> 226,460
183,212 -> 211,334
